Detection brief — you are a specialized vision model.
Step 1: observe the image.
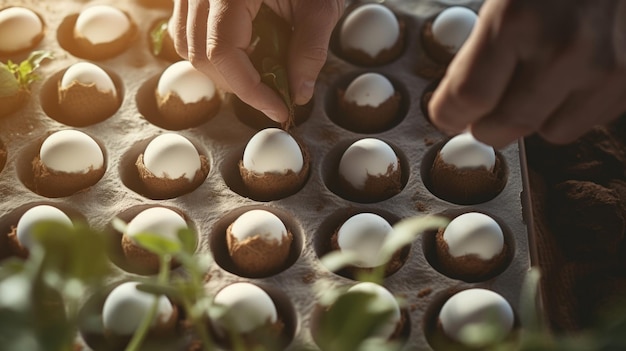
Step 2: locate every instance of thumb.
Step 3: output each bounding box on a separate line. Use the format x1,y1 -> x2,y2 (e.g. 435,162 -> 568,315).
289,2 -> 343,105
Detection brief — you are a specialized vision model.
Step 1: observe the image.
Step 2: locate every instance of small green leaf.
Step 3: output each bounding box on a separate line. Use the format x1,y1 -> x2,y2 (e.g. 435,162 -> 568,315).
177,228 -> 197,255
519,267 -> 543,334
150,20 -> 168,56
0,66 -> 19,97
320,250 -> 361,273
32,221 -> 110,283
383,215 -> 449,259
318,291 -> 396,351
133,233 -> 182,256
111,217 -> 128,234
135,282 -> 181,301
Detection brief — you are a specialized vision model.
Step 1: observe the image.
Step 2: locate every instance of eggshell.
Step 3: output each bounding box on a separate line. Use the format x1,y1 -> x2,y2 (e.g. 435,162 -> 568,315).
16,205 -> 73,250
344,73 -> 395,108
125,207 -> 188,244
439,132 -> 495,170
230,209 -> 288,243
74,5 -> 130,45
439,288 -> 514,347
0,7 -> 43,52
143,133 -> 201,181
442,212 -> 504,259
347,282 -> 401,339
242,128 -> 304,174
211,282 -> 278,333
340,4 -> 400,58
156,61 -> 217,104
432,6 -> 477,54
40,130 -> 104,174
338,138 -> 398,189
60,62 -> 117,97
102,281 -> 174,336
337,213 -> 392,268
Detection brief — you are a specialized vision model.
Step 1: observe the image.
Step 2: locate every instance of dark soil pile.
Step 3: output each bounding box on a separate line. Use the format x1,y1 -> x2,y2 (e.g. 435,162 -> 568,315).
525,114 -> 626,332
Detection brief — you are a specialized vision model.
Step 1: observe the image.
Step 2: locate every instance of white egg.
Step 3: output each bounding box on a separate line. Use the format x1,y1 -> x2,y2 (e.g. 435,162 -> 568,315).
40,130 -> 104,174
0,7 -> 43,52
443,212 -> 503,259
230,209 -> 288,243
242,128 -> 304,174
344,73 -> 395,108
143,133 -> 201,181
60,62 -> 117,97
431,6 -> 477,54
74,5 -> 131,45
337,213 -> 392,268
347,282 -> 401,339
340,4 -> 400,58
439,288 -> 514,347
102,281 -> 175,336
439,132 -> 495,170
211,282 -> 278,334
16,205 -> 73,250
125,207 -> 188,244
156,61 -> 217,104
339,138 -> 398,189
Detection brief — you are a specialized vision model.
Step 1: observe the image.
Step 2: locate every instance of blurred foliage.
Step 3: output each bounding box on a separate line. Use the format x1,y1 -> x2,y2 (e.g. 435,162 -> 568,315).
1,214 -> 626,351
150,20 -> 168,56
0,50 -> 53,97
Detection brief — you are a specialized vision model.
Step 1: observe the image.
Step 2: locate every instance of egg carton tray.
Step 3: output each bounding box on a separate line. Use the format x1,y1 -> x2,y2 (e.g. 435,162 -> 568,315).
0,0 -> 531,350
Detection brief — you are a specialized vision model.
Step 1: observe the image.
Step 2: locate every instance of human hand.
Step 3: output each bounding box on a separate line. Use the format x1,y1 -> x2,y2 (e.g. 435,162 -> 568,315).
428,0 -> 626,148
169,0 -> 344,123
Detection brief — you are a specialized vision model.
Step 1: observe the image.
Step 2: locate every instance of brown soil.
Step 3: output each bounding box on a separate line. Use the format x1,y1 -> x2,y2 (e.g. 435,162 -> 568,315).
337,89 -> 401,133
338,161 -> 402,203
434,227 -> 509,282
226,224 -> 293,277
525,115 -> 626,331
430,152 -> 507,205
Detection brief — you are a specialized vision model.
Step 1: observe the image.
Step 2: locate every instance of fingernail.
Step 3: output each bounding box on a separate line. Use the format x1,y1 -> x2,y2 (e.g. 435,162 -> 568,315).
261,109 -> 280,122
296,80 -> 315,105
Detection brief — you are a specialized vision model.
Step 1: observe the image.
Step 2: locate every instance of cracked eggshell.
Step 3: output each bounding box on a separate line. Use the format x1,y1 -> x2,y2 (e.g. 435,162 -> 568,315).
230,209 -> 288,243
432,6 -> 477,55
156,61 -> 217,104
40,130 -> 104,174
439,288 -> 514,347
211,282 -> 278,334
339,138 -> 398,189
125,207 -> 188,244
340,3 -> 400,58
16,205 -> 73,250
143,133 -> 202,181
0,7 -> 43,53
439,132 -> 495,170
102,281 -> 175,336
74,5 -> 131,45
347,282 -> 401,339
442,212 -> 504,259
337,213 -> 392,268
344,73 -> 395,108
60,62 -> 117,97
242,128 -> 304,174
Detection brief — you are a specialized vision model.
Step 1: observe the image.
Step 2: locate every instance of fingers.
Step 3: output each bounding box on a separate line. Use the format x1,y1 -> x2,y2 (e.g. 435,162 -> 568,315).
470,50 -> 587,148
288,1 -> 344,105
207,0 -> 288,122
169,0 -> 189,58
538,72 -> 626,144
428,0 -> 518,134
